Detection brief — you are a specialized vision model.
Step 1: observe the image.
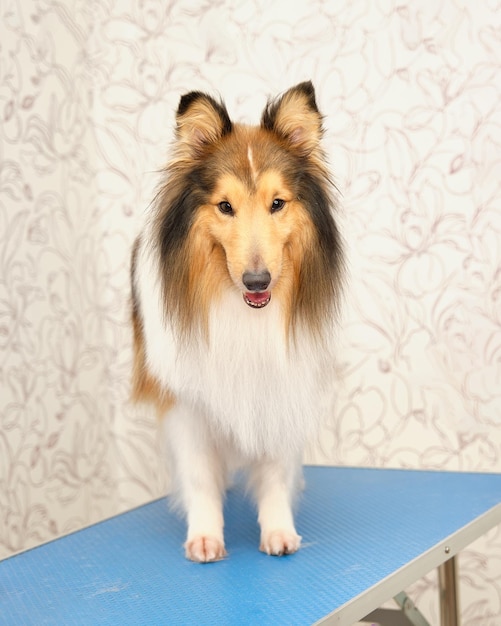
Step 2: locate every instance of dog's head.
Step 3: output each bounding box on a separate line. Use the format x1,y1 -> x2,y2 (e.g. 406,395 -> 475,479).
155,82 -> 342,334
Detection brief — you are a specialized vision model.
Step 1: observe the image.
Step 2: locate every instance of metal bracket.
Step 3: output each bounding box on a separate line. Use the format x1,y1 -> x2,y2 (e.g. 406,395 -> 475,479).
362,591 -> 431,626
394,591 -> 432,626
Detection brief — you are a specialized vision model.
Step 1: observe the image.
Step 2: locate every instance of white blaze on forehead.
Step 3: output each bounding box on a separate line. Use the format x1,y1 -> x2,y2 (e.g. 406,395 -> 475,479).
247,144 -> 257,184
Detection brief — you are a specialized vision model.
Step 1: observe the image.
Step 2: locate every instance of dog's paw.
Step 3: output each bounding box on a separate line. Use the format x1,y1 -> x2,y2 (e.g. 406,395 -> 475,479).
260,529 -> 302,556
185,536 -> 227,563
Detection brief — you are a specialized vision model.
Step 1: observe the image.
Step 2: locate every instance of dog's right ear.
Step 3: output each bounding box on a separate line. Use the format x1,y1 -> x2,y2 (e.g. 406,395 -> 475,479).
175,92 -> 232,157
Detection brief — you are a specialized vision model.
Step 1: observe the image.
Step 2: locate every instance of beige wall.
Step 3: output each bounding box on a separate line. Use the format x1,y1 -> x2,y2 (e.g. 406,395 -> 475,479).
1,1 -> 500,623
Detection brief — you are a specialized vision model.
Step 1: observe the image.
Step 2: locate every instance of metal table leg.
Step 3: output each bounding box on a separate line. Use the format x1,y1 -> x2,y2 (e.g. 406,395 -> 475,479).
438,556 -> 460,626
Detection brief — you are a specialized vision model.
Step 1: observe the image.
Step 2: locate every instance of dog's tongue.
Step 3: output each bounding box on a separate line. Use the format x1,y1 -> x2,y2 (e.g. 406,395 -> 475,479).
244,291 -> 271,308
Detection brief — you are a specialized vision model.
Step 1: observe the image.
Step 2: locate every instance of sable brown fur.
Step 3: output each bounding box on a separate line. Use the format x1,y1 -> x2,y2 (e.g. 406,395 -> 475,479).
145,81 -> 343,340
130,239 -> 175,416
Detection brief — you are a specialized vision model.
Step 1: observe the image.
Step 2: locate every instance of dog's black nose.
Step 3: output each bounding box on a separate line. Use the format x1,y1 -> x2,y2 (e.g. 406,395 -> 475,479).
242,271 -> 271,292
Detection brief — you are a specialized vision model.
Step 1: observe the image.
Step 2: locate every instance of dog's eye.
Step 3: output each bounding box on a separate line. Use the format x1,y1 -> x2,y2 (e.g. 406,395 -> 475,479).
271,198 -> 285,213
218,201 -> 234,216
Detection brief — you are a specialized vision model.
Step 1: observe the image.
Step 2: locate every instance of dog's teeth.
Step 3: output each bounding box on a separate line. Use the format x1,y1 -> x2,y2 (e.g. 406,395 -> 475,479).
244,294 -> 271,308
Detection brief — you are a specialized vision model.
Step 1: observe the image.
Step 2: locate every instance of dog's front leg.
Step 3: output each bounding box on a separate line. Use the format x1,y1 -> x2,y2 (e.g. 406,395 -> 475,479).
250,456 -> 303,556
165,403 -> 227,562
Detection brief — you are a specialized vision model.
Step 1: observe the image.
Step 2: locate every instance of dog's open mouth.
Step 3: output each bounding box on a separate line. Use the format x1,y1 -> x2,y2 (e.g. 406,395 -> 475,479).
244,291 -> 271,309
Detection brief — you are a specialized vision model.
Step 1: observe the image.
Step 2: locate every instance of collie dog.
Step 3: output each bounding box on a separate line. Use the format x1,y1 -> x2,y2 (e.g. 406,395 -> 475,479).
131,81 -> 343,562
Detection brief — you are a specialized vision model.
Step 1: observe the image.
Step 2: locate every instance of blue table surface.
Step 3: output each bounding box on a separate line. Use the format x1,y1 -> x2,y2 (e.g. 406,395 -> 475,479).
1,466 -> 501,626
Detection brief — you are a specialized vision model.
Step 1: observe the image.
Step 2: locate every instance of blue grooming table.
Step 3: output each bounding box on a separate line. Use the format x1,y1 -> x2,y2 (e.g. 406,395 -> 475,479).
1,466 -> 500,626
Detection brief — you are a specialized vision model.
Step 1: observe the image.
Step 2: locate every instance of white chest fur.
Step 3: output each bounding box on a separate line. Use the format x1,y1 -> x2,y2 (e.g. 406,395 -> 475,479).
136,244 -> 334,460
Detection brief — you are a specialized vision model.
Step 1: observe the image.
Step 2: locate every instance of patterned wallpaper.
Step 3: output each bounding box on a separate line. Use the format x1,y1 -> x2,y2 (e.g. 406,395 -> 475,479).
1,1 -> 500,623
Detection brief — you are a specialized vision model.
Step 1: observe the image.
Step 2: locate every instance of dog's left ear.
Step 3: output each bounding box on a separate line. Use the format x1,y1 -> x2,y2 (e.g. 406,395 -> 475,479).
261,81 -> 323,156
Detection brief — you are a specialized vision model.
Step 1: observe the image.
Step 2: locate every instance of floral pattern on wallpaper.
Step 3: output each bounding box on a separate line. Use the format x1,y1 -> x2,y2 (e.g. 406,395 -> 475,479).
1,1 -> 114,554
1,1 -> 500,623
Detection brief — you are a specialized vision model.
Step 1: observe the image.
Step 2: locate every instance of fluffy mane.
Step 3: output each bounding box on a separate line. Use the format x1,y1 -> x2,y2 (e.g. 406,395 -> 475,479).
146,82 -> 343,339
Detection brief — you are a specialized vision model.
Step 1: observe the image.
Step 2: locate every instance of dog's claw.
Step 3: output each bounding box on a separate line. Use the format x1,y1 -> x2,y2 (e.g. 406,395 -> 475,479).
260,530 -> 301,556
185,536 -> 227,563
